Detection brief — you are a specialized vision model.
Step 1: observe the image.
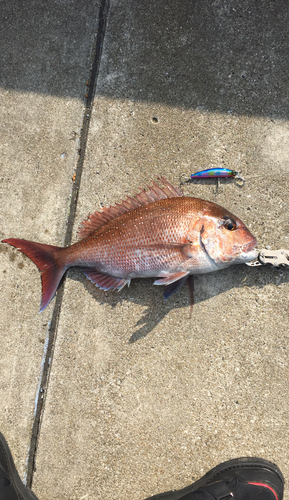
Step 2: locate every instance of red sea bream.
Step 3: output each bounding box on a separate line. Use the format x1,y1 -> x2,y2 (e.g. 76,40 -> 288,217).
2,178 -> 258,312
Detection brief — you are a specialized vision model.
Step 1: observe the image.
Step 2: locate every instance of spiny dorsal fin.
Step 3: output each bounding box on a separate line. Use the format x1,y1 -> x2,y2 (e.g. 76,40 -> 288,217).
77,177 -> 183,240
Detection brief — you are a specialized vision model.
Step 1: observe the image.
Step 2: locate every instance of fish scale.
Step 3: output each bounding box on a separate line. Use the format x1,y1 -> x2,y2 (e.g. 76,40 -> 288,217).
70,200 -> 196,276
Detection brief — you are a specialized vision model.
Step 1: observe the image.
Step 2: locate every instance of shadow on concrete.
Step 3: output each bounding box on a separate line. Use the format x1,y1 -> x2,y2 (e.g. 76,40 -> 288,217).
1,0 -> 289,120
68,264 -> 289,343
100,0 -> 289,119
0,0 -> 99,100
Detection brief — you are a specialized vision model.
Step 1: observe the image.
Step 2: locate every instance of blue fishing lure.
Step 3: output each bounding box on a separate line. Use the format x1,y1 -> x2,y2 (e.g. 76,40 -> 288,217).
180,168 -> 245,189
190,168 -> 242,179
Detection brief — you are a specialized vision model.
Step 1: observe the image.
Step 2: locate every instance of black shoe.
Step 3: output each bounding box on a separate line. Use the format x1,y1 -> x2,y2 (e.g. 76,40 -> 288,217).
0,432 -> 38,500
145,457 -> 284,500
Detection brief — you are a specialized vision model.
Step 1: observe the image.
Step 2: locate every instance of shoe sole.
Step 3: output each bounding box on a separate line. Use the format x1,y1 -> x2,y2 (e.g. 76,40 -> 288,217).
145,457 -> 284,500
0,432 -> 38,500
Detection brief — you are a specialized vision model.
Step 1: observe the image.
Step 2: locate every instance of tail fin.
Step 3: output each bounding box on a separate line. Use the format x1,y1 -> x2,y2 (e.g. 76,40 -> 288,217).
2,238 -> 67,312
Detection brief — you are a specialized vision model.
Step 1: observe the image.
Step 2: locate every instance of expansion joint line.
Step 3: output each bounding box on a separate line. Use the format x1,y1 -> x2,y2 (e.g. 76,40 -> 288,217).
25,0 -> 110,488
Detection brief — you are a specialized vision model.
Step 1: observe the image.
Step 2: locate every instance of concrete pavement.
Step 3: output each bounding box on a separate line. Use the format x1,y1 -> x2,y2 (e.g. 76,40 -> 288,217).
1,1 -> 289,499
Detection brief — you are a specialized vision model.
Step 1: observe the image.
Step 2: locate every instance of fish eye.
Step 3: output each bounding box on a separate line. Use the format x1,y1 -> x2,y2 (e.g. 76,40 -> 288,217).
224,219 -> 237,231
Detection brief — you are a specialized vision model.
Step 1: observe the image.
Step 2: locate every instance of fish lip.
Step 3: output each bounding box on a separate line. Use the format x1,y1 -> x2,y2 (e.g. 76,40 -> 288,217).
233,238 -> 258,262
241,239 -> 258,254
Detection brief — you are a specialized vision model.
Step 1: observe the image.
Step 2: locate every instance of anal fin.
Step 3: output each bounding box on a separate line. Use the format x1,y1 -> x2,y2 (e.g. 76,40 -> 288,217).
82,269 -> 130,291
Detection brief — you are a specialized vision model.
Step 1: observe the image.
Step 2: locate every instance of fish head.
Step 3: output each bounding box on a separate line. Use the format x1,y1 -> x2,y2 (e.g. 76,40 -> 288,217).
198,201 -> 258,268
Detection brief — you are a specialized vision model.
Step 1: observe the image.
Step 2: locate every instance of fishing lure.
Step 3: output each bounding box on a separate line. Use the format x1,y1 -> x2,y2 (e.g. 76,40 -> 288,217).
180,168 -> 245,189
190,168 -> 244,180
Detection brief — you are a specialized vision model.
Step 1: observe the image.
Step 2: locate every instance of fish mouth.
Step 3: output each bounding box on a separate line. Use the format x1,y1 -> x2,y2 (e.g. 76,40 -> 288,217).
240,239 -> 258,261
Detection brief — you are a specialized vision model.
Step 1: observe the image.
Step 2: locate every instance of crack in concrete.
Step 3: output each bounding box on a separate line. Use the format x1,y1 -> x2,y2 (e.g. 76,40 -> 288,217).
25,0 -> 110,488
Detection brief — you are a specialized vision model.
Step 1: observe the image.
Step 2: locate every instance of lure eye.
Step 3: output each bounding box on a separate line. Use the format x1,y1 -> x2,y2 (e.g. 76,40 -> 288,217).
224,219 -> 237,231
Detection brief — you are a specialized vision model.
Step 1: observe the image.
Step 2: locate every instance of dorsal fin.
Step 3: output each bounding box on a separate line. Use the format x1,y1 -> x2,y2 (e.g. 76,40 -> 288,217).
77,177 -> 183,240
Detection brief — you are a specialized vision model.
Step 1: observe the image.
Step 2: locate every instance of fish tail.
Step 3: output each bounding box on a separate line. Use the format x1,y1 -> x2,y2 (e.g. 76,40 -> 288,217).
2,238 -> 67,312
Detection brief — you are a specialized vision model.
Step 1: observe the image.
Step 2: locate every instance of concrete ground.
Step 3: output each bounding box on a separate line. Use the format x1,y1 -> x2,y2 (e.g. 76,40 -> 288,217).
1,0 -> 289,499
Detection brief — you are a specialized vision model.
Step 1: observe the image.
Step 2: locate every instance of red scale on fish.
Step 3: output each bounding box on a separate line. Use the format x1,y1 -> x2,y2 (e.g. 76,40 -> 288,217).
2,178 -> 257,313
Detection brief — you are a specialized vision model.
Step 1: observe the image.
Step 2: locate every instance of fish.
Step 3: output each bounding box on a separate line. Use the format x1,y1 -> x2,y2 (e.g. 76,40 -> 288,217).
2,177 -> 258,312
